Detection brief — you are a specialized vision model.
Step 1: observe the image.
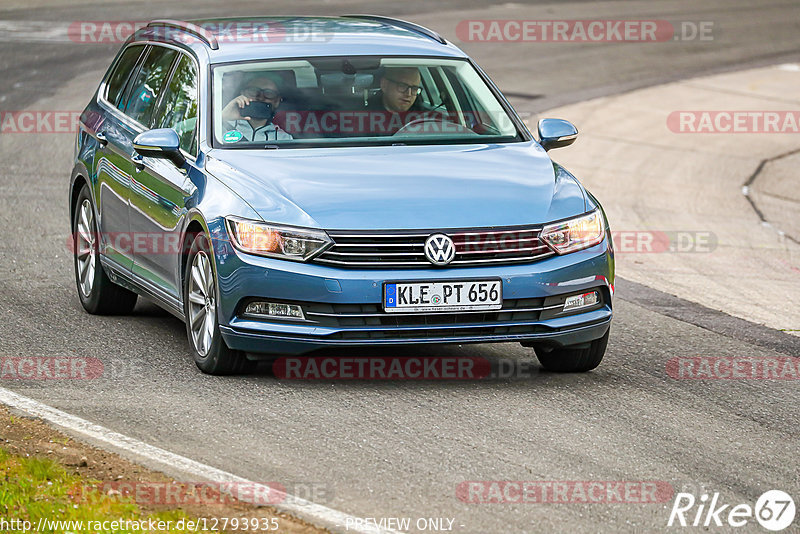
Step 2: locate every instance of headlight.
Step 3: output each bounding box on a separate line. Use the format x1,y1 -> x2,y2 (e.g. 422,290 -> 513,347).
225,217 -> 332,261
540,210 -> 605,254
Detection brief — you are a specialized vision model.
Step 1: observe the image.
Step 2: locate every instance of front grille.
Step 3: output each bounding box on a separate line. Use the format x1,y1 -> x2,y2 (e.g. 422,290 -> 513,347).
236,289 -> 607,342
314,227 -> 554,268
301,297 -> 556,339
300,297 -> 555,327
326,324 -> 550,340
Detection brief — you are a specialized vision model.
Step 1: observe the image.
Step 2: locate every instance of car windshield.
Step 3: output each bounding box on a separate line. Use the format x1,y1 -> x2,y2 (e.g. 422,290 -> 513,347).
212,56 -> 522,148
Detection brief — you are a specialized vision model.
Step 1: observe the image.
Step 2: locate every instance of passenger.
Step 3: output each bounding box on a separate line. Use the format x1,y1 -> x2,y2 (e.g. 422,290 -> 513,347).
221,75 -> 292,142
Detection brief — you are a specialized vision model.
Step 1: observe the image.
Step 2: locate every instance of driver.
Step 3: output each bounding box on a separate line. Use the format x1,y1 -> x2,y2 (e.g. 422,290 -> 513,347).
367,67 -> 424,113
365,67 -> 447,136
221,74 -> 292,142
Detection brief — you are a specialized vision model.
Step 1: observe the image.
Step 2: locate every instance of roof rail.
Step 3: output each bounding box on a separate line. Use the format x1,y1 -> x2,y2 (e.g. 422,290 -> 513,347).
146,19 -> 219,50
344,14 -> 447,45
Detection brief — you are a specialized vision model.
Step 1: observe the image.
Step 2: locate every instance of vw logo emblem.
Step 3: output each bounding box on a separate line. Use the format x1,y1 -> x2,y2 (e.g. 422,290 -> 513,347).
424,234 -> 456,265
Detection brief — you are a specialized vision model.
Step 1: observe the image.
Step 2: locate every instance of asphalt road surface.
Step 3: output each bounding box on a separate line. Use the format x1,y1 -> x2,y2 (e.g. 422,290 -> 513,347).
1,1 -> 799,532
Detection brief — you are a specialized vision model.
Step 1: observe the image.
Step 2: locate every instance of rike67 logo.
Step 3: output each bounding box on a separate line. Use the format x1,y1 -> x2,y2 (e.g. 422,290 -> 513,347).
668,490 -> 795,531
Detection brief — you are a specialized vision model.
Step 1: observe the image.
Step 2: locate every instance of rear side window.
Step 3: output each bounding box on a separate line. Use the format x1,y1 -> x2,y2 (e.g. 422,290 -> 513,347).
154,55 -> 199,156
104,45 -> 145,107
122,46 -> 178,127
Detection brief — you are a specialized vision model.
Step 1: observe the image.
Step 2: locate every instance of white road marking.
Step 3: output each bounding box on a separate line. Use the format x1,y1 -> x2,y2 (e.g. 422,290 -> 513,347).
0,21 -> 70,42
0,387 -> 399,534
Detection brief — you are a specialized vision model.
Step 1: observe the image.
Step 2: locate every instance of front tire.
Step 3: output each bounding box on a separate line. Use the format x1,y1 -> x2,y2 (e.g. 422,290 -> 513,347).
535,328 -> 609,372
184,233 -> 253,375
72,184 -> 138,315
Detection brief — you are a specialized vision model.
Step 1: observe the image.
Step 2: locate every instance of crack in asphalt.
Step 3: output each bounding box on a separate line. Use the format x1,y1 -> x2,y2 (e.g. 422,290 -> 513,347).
741,146 -> 800,244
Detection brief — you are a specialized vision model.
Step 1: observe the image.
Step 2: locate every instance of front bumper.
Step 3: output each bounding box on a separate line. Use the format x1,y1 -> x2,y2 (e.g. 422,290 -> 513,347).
213,237 -> 614,355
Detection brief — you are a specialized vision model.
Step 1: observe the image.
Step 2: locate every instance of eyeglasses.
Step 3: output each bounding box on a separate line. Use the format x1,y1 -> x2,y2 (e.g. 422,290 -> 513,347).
242,87 -> 281,100
385,78 -> 423,95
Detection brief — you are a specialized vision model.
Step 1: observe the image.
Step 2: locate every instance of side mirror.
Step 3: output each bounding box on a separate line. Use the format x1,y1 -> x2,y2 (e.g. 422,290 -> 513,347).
537,118 -> 578,151
133,128 -> 185,168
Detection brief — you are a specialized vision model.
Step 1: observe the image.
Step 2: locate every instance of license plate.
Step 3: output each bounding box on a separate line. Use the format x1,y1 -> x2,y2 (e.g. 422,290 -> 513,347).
384,280 -> 502,313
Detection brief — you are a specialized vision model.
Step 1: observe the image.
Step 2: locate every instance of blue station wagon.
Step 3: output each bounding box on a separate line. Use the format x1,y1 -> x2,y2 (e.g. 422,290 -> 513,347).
70,17 -> 614,374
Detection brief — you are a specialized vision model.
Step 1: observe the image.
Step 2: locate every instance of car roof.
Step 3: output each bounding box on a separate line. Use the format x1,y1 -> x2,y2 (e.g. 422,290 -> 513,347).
131,16 -> 468,64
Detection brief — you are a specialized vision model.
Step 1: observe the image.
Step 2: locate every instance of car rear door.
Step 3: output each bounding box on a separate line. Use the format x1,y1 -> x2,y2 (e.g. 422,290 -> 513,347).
93,44 -> 147,271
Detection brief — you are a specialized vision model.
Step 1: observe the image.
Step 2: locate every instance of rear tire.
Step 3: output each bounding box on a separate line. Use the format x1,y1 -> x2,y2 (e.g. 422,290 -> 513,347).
184,233 -> 254,375
72,184 -> 138,315
535,328 -> 609,372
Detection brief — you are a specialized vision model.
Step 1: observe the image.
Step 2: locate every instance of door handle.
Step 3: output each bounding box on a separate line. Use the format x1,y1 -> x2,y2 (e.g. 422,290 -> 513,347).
131,153 -> 145,172
95,131 -> 108,147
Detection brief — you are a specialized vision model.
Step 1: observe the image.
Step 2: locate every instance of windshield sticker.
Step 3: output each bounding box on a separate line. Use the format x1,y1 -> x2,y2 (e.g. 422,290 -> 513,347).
222,130 -> 243,143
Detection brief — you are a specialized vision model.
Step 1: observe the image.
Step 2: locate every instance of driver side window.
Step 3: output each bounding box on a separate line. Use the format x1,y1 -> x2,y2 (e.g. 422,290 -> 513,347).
153,55 -> 199,156
122,46 -> 178,127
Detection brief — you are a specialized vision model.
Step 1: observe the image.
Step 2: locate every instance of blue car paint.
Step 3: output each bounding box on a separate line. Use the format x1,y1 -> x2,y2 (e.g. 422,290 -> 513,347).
71,17 -> 614,356
205,142 -> 588,229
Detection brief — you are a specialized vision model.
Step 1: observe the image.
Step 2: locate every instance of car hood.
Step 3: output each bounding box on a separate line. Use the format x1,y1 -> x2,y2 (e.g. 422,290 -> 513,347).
205,141 -> 587,230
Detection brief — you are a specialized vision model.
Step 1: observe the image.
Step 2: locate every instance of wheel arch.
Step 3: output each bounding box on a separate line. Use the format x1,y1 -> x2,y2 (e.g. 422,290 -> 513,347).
69,163 -> 91,225
180,212 -> 212,294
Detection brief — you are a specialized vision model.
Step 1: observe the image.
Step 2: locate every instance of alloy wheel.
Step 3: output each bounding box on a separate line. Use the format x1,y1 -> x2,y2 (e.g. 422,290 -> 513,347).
76,199 -> 97,297
187,250 -> 216,357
